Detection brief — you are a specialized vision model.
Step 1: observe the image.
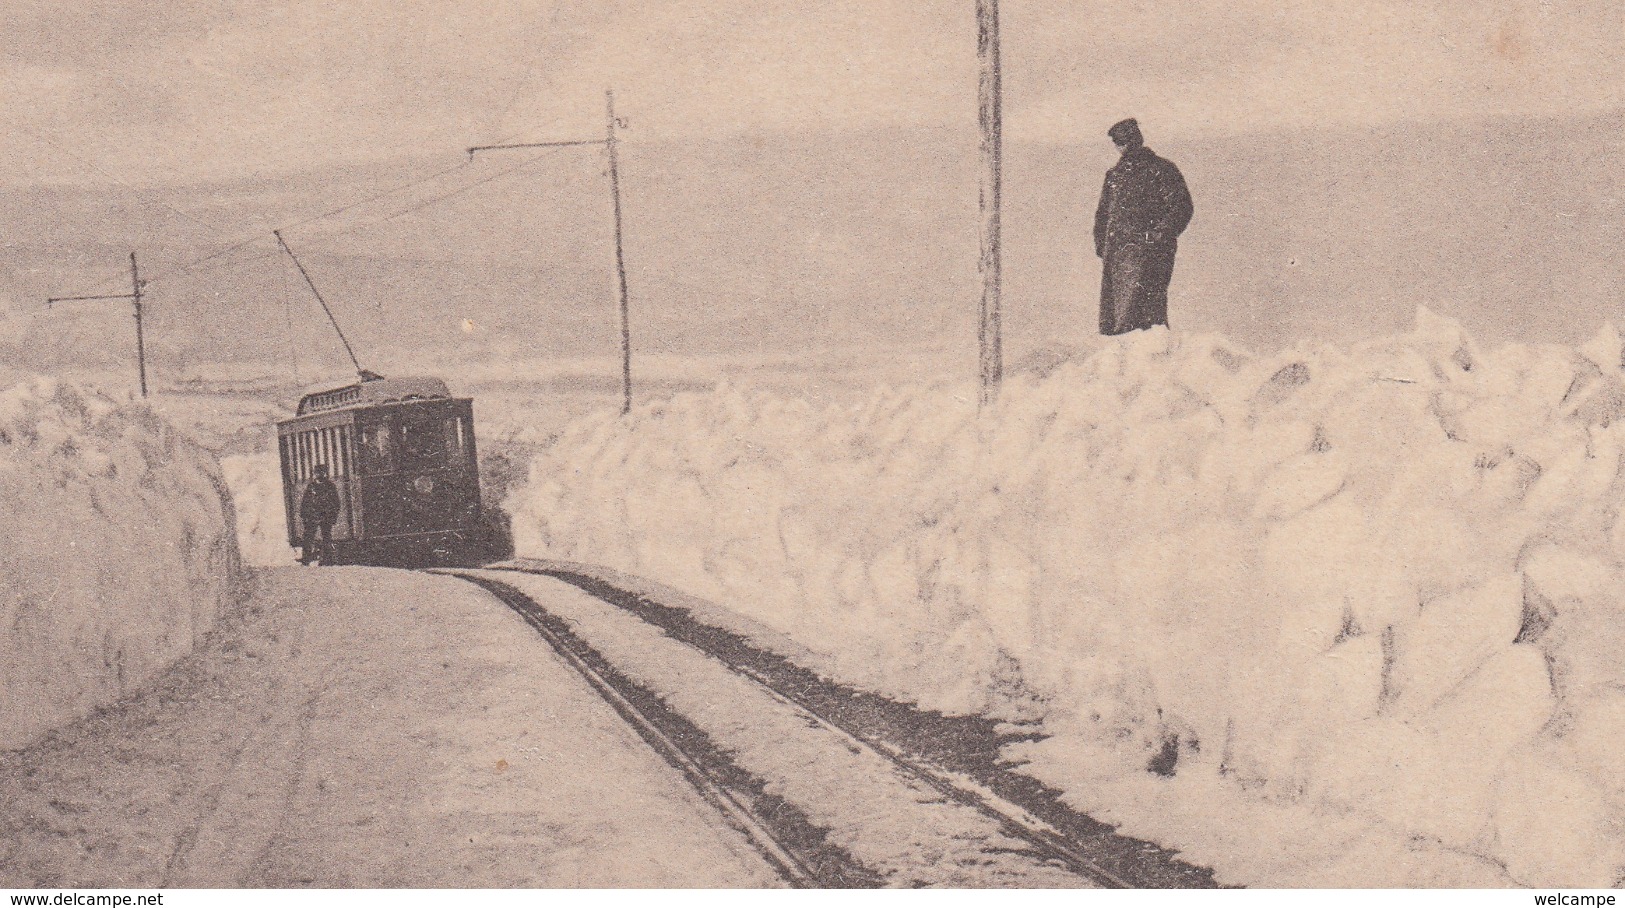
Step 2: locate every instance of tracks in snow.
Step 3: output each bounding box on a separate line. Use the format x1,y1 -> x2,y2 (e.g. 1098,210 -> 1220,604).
444,573 -> 874,888
441,563 -> 1218,889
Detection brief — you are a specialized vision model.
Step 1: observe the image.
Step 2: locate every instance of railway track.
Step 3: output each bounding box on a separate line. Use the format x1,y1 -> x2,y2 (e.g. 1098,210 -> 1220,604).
440,563 -> 1218,888
443,573 -> 875,888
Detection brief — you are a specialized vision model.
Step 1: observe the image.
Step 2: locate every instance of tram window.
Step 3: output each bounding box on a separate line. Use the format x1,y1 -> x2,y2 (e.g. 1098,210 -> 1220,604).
336,425 -> 352,477
360,423 -> 394,474
442,416 -> 469,463
322,427 -> 338,477
399,414 -> 446,471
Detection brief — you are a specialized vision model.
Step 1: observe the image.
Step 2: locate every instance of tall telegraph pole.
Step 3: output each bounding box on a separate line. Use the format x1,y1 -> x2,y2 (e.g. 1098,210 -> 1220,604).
47,251 -> 150,397
606,90 -> 632,417
976,0 -> 1003,408
469,89 -> 634,415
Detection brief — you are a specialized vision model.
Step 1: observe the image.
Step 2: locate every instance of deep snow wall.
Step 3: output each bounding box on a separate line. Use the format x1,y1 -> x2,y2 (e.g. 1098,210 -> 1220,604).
221,452 -> 287,567
1,379 -> 242,750
510,310 -> 1625,886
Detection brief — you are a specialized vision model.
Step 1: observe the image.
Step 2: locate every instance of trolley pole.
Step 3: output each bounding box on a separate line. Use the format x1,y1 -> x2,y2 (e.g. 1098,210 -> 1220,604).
274,230 -> 368,380
976,0 -> 1003,408
47,251 -> 150,398
468,90 -> 634,416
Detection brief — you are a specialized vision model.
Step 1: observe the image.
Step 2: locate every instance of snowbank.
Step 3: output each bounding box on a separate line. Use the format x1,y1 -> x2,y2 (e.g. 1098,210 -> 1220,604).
0,378 -> 242,750
221,453 -> 291,567
509,309 -> 1625,887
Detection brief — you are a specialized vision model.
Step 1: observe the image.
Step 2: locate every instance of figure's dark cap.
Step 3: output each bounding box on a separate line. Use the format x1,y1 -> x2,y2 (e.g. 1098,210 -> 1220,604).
1108,118 -> 1143,145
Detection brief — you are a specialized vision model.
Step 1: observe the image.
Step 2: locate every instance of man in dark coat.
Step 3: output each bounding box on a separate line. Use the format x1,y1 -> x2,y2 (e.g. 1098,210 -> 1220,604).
1094,118 -> 1193,335
299,463 -> 341,565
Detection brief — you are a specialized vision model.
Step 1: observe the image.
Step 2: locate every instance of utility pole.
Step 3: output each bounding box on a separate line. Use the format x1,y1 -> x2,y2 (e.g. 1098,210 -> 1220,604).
606,90 -> 632,418
976,0 -> 1003,408
469,89 -> 634,416
47,251 -> 150,397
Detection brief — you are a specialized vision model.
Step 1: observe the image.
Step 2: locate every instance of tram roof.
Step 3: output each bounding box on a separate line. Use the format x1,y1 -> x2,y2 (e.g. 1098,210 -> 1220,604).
294,375 -> 455,416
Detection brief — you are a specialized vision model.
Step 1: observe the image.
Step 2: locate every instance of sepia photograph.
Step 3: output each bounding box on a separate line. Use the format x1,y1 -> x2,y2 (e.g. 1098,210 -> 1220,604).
0,0 -> 1621,895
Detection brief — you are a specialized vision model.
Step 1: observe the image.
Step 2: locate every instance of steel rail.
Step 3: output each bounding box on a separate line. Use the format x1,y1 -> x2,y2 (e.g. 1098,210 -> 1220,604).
440,572 -> 828,888
478,563 -> 1145,888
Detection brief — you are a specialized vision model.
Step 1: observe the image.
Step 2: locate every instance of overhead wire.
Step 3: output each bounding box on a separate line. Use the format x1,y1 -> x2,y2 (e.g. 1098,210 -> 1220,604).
184,146 -> 581,364
261,248 -> 566,271
43,152 -> 476,300
13,11 -> 575,301
308,145 -> 571,239
57,145 -> 570,300
275,157 -> 476,238
35,105 -> 600,385
138,154 -> 476,289
14,32 -> 595,390
38,49 -> 583,302
168,146 -> 571,291
470,1 -> 567,154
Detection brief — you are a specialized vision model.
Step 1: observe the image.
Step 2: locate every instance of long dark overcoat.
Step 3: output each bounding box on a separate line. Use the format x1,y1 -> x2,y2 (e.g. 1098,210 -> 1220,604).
300,476 -> 340,528
1094,146 -> 1193,335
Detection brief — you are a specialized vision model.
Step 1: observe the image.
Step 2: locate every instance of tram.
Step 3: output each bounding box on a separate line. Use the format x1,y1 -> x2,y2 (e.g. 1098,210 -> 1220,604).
276,374 -> 502,566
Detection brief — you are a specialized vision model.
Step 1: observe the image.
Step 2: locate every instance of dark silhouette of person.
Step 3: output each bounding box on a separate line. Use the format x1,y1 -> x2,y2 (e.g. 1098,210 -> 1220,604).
1094,118 -> 1193,335
299,463 -> 341,565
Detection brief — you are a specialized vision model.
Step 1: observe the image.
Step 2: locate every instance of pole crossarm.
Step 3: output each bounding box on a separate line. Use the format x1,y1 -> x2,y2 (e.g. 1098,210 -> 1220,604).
467,138 -> 606,159
47,293 -> 138,307
469,91 -> 634,416
44,251 -> 149,396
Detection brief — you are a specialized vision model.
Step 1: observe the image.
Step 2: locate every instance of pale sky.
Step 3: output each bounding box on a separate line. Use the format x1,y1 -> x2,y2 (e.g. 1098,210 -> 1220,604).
0,0 -> 1618,185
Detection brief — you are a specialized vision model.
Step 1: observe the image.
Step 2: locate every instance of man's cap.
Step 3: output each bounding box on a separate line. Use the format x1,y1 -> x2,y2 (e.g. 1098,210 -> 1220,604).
1108,118 -> 1143,145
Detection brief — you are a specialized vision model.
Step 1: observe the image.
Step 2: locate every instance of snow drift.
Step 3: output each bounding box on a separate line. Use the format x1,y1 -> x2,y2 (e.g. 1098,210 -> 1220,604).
509,309 -> 1625,886
0,378 -> 241,750
221,452 -> 289,567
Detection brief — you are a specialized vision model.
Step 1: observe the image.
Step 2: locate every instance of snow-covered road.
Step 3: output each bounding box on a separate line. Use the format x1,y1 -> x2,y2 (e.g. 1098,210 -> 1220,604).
0,564 -> 1149,888
0,568 -> 780,887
